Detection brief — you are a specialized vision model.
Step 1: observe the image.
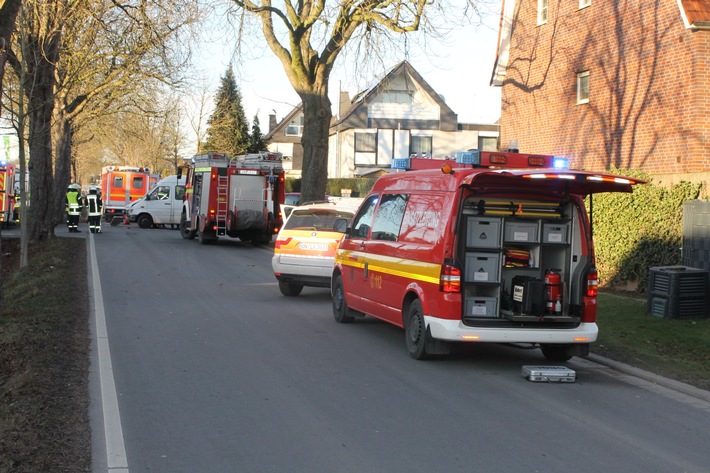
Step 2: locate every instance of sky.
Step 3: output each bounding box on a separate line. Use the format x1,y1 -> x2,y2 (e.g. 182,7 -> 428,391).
192,1 -> 503,134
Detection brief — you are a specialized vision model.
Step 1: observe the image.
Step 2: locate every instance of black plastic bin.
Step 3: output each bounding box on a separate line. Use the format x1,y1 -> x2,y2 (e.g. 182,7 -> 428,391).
647,266 -> 709,319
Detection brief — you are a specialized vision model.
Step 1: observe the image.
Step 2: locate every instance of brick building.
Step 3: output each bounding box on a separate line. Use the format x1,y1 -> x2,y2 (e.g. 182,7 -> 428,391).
491,0 -> 710,184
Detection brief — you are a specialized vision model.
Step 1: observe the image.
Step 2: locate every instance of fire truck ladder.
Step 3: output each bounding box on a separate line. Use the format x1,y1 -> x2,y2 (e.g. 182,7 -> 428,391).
216,175 -> 229,236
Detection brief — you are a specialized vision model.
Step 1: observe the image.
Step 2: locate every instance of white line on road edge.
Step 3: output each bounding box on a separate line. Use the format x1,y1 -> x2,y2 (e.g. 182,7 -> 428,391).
90,232 -> 130,472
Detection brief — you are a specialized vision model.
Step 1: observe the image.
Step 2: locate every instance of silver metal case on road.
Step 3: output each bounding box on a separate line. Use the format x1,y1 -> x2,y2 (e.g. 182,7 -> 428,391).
522,365 -> 576,382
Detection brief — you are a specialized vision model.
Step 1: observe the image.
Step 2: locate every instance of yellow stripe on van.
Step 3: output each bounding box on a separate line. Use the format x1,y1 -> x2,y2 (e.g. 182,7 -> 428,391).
337,250 -> 441,285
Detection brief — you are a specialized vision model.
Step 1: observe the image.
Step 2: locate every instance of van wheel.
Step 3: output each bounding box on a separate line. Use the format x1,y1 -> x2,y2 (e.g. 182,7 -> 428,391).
137,214 -> 153,229
279,281 -> 303,297
540,345 -> 572,362
332,274 -> 355,323
405,300 -> 430,360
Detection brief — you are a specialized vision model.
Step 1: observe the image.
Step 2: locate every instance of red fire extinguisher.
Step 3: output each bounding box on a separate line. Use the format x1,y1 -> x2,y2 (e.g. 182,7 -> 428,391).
545,269 -> 562,314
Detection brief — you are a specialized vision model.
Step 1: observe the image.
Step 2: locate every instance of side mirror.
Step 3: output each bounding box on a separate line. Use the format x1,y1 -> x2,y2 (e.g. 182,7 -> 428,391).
333,218 -> 348,234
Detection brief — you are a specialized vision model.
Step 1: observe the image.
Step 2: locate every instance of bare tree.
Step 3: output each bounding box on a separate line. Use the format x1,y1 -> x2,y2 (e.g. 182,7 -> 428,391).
1,13 -> 34,269
13,0 -> 66,241
187,78 -> 215,154
51,0 -> 199,228
226,0 -> 436,202
0,0 -> 23,304
0,0 -> 22,118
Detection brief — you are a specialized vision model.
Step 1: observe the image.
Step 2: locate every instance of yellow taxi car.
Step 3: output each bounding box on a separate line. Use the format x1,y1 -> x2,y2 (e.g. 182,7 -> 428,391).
272,199 -> 361,296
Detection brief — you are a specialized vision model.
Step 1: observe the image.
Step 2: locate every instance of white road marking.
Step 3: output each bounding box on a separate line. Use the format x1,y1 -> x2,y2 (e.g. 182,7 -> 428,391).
90,232 -> 130,471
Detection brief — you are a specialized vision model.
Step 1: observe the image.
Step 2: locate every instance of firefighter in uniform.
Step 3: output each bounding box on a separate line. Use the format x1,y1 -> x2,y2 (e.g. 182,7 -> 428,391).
65,183 -> 82,232
86,186 -> 103,233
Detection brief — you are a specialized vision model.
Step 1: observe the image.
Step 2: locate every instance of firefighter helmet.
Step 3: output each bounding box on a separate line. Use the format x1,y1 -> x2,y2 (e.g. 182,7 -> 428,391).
68,183 -> 81,191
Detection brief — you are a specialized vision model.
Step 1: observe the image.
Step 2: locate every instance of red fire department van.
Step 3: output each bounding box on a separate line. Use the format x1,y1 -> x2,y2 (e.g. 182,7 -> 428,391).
100,165 -> 157,221
179,152 -> 285,245
331,151 -> 644,361
0,160 -> 16,227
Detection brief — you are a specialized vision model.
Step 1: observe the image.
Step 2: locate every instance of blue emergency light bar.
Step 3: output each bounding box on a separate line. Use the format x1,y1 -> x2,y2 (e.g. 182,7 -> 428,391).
553,157 -> 569,169
391,151 -> 570,171
456,151 -> 480,165
391,157 -> 411,169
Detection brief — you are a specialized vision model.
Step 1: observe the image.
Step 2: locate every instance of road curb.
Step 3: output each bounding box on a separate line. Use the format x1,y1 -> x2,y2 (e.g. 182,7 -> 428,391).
587,353 -> 710,403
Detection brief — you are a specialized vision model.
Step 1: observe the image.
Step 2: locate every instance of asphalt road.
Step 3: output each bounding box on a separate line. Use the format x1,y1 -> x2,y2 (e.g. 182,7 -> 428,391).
86,223 -> 710,473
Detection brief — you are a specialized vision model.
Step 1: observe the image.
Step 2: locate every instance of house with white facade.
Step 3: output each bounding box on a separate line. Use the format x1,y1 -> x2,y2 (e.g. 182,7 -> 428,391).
267,61 -> 499,179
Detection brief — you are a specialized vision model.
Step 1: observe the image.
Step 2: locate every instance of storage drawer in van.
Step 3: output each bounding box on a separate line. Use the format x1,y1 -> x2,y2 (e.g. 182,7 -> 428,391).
465,252 -> 500,283
504,221 -> 539,243
466,216 -> 501,248
464,297 -> 499,318
542,223 -> 569,244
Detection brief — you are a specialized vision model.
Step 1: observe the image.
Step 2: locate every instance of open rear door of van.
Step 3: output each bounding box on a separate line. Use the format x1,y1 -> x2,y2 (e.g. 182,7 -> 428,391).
462,169 -> 645,197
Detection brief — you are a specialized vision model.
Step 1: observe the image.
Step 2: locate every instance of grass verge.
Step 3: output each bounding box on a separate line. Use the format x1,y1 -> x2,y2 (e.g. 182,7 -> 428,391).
595,292 -> 710,390
0,237 -> 91,472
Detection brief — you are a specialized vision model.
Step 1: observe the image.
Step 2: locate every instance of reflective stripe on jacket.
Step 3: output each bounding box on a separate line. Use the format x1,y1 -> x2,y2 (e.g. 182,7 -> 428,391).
87,194 -> 102,216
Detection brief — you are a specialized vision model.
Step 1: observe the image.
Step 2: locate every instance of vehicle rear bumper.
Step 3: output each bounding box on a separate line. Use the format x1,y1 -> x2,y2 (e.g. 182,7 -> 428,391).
272,255 -> 333,279
425,317 -> 598,344
274,273 -> 331,288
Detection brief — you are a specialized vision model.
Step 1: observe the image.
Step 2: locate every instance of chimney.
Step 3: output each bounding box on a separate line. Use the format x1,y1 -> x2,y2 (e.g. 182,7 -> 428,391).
338,91 -> 351,118
269,112 -> 277,133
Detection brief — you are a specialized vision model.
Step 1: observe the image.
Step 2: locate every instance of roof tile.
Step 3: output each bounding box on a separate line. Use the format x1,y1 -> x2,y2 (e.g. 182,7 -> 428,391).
681,0 -> 710,26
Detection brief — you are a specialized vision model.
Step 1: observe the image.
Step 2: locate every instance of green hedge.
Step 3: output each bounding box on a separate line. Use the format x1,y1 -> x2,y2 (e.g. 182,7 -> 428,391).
588,168 -> 703,292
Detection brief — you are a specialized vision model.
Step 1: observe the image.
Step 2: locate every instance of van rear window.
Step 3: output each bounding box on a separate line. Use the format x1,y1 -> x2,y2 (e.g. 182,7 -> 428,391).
285,210 -> 354,231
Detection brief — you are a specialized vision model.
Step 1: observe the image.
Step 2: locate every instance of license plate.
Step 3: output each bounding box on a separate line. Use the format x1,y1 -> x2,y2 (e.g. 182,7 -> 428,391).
299,242 -> 328,251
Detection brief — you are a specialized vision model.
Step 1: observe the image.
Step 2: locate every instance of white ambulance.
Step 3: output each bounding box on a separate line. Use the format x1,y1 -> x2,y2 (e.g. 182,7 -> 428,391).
126,175 -> 186,228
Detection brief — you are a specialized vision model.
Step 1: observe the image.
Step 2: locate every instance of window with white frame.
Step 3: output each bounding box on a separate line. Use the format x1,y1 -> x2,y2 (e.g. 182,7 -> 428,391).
381,91 -> 413,103
478,136 -> 498,151
410,135 -> 432,156
579,0 -> 591,8
538,0 -> 548,24
577,71 -> 590,104
285,116 -> 304,136
354,132 -> 377,153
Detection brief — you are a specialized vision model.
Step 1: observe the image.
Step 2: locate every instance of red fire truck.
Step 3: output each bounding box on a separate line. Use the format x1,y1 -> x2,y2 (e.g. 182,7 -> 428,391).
100,166 -> 157,221
0,160 -> 17,227
179,152 -> 285,245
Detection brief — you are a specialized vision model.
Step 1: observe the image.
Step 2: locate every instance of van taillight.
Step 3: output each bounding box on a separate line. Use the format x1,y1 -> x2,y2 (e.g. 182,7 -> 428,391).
586,268 -> 599,297
440,264 -> 461,293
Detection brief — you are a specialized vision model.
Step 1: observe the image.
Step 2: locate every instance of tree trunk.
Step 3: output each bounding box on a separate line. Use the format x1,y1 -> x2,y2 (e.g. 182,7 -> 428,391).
299,92 -> 332,203
27,83 -> 56,241
25,33 -> 60,241
53,114 -> 73,229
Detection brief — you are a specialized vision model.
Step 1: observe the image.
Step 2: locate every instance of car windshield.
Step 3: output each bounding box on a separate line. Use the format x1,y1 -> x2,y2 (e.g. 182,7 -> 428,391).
284,209 -> 353,231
